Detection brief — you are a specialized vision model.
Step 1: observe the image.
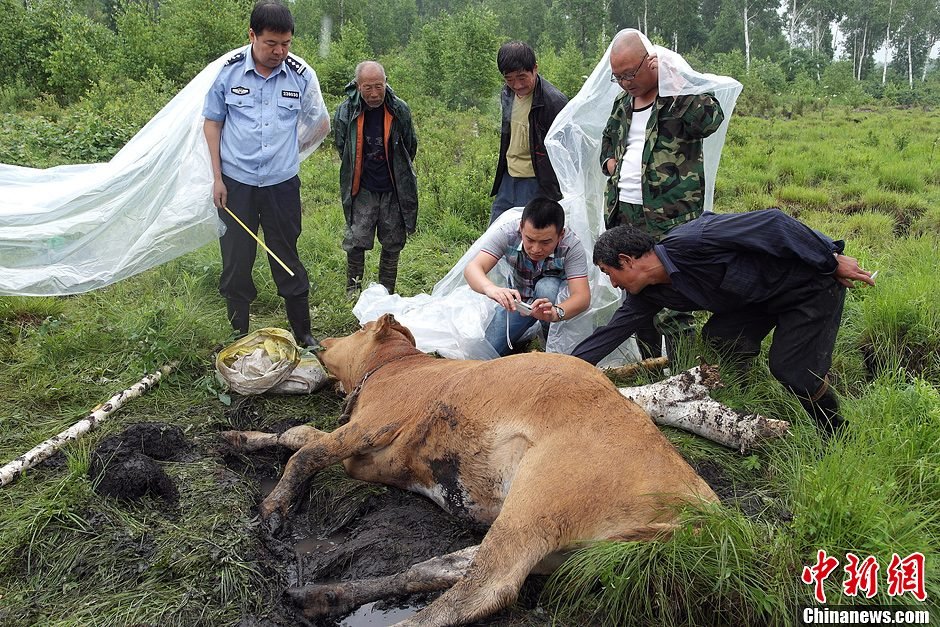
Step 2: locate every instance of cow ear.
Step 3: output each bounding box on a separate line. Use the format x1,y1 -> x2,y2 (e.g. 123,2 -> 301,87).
373,313 -> 397,339
372,313 -> 416,346
391,320 -> 417,346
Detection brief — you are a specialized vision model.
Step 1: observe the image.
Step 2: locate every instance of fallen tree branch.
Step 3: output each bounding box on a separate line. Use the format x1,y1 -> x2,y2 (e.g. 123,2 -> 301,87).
619,364 -> 790,453
0,362 -> 178,487
603,356 -> 669,379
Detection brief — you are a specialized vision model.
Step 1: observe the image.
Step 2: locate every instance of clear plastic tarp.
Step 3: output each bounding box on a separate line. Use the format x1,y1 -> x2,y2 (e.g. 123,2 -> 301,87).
355,30 -> 742,364
0,46 -> 329,296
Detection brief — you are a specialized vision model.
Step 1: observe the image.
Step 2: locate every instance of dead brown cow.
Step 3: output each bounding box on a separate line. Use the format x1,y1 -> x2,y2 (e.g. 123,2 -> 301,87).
222,313 -> 718,626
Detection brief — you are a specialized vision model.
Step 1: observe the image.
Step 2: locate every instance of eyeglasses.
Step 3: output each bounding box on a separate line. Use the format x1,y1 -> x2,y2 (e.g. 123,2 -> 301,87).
610,52 -> 648,83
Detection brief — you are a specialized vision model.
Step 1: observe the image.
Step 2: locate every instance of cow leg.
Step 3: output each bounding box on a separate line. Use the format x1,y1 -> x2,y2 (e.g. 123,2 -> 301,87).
287,545 -> 478,618
396,517 -> 551,627
221,425 -> 323,452
260,421 -> 400,530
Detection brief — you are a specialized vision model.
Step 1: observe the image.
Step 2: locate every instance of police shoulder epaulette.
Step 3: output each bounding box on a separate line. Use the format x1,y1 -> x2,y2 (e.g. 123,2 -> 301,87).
224,51 -> 245,66
285,55 -> 306,75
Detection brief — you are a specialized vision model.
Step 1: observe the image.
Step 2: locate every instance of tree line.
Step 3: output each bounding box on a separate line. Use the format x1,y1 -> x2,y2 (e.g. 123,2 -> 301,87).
1,0 -> 938,125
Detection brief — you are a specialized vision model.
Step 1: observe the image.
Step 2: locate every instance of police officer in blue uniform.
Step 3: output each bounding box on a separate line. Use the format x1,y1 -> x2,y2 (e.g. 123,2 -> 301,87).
203,1 -> 329,347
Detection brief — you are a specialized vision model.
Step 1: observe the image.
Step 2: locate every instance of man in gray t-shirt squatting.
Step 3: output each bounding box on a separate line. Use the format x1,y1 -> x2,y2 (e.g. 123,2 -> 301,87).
464,198 -> 590,356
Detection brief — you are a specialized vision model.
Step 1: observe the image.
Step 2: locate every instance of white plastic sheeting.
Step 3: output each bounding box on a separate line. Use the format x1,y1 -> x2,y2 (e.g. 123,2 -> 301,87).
0,46 -> 329,296
355,29 -> 742,364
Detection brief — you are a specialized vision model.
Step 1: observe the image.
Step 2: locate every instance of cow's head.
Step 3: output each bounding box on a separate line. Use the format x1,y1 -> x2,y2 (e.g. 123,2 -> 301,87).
319,314 -> 418,391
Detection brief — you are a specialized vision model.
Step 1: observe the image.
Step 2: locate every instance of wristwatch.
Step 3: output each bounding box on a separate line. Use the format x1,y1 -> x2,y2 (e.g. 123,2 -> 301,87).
554,305 -> 566,321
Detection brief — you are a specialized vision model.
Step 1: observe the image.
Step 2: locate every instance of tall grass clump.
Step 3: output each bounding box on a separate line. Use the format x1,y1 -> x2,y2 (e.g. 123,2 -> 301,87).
545,505 -> 786,626
856,237 -> 940,384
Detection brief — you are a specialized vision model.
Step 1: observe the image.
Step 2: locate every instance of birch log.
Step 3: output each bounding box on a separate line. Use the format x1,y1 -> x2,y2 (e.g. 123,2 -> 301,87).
0,362 -> 177,487
619,364 -> 790,453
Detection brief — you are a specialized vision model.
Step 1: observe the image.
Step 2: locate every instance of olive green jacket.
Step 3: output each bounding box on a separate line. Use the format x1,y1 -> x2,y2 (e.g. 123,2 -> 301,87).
334,82 -> 419,233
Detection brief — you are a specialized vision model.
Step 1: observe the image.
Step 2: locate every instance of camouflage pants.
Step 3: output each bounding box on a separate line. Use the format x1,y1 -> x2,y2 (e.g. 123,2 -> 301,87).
610,201 -> 695,358
342,188 -> 406,254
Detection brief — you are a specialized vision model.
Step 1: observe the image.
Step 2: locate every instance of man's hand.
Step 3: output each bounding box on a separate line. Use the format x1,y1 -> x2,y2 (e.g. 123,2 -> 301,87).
834,253 -> 876,287
528,298 -> 557,322
483,285 -> 522,311
212,179 -> 227,210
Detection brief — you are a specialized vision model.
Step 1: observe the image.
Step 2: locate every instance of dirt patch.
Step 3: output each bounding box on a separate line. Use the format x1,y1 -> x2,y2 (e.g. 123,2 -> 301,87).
692,459 -> 790,522
219,425 -> 551,626
88,422 -> 193,503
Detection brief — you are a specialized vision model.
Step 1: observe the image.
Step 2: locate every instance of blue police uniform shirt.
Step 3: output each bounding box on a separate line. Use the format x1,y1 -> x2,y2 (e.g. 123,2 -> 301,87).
203,45 -> 311,187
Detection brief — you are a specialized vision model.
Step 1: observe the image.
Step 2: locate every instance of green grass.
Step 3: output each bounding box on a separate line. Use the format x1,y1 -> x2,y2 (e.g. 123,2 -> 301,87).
1,104 -> 939,625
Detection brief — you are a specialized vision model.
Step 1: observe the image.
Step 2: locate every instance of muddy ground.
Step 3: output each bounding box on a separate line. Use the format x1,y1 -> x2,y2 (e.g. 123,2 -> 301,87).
91,400 -> 775,627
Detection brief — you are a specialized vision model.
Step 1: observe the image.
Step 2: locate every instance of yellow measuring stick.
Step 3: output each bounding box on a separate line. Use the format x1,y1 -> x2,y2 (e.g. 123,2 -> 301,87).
222,206 -> 295,277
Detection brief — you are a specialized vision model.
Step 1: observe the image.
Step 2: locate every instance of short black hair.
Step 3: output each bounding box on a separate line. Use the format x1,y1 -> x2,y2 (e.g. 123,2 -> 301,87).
497,41 -> 536,74
521,197 -> 565,233
250,1 -> 294,35
593,225 -> 656,268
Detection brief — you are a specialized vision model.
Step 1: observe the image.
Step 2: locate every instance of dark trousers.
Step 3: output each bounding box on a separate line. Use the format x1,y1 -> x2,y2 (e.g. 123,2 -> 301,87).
489,174 -> 539,225
218,174 -> 310,304
701,271 -> 846,398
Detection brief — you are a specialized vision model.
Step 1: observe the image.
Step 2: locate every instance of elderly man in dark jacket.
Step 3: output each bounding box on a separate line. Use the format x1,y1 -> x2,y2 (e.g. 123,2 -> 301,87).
334,61 -> 418,297
489,41 -> 568,225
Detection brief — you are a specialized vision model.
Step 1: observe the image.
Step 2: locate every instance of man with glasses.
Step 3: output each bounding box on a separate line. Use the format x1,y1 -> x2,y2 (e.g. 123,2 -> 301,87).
334,60 -> 418,299
489,41 -> 569,225
600,30 -> 724,361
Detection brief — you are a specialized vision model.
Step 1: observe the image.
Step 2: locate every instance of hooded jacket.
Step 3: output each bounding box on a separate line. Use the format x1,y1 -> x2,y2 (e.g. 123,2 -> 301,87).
334,81 -> 419,232
490,75 -> 568,201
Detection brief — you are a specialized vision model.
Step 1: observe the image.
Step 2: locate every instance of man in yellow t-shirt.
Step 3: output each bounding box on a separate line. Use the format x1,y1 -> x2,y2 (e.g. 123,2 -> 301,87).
489,41 -> 568,225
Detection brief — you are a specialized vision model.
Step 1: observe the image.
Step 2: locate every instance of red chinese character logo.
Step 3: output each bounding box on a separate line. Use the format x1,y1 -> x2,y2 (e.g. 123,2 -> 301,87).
802,549 -> 840,603
886,552 -> 927,601
843,553 -> 879,598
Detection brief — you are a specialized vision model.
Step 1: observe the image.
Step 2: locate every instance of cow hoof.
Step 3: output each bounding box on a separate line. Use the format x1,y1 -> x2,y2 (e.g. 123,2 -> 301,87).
285,584 -> 356,618
259,501 -> 287,535
219,430 -> 246,451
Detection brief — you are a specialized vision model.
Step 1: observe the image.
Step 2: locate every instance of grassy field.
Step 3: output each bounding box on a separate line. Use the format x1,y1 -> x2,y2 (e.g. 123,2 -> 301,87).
1,103 -> 938,625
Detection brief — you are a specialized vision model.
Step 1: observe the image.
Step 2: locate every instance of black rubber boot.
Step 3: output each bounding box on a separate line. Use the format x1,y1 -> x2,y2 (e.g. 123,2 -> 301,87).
634,324 -> 663,360
379,249 -> 400,295
226,299 -> 250,337
285,295 -> 315,348
799,387 -> 846,439
346,249 -> 365,301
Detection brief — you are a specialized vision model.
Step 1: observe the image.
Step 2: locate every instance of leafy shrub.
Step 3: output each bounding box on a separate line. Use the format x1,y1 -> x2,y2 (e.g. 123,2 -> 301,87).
46,13 -> 116,103
413,6 -> 500,110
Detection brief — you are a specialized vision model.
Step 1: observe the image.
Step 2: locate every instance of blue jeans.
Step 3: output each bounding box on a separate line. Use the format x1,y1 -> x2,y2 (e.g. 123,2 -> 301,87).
485,276 -> 563,356
489,175 -> 540,225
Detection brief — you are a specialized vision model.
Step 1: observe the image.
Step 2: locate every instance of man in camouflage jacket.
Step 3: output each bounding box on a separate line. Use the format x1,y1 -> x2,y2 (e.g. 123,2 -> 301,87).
600,31 -> 724,359
601,35 -> 724,236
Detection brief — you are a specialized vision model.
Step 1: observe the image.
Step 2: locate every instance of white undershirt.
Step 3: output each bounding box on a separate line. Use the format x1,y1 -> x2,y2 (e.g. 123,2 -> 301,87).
617,103 -> 653,204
